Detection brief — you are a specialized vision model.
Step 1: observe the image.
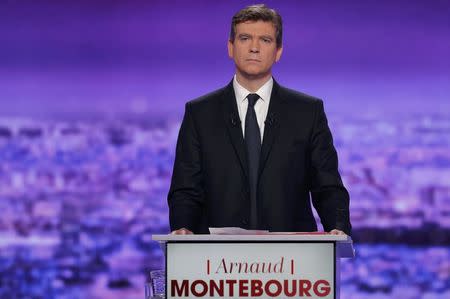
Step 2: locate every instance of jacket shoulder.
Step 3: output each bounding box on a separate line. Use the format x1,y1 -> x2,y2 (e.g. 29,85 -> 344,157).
186,86 -> 227,109
278,85 -> 322,104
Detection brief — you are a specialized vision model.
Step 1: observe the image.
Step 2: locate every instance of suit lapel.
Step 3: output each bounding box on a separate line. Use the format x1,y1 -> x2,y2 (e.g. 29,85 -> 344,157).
258,80 -> 283,181
221,80 -> 249,180
220,78 -> 285,182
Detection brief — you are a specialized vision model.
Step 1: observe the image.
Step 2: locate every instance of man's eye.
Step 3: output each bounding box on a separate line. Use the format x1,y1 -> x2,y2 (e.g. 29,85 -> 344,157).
240,36 -> 249,41
263,39 -> 271,43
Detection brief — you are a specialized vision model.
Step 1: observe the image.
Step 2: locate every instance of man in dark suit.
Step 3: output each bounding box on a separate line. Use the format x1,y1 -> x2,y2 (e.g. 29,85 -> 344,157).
168,4 -> 351,235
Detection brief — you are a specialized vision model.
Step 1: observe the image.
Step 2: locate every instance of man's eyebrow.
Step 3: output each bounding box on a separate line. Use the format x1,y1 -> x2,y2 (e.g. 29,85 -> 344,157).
260,35 -> 274,40
238,33 -> 274,39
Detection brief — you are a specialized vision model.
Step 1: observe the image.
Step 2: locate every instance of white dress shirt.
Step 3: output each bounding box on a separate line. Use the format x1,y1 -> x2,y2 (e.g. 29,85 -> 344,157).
233,75 -> 273,143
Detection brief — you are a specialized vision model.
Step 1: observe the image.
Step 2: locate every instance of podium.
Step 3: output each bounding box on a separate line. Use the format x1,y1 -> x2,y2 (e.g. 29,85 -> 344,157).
152,233 -> 354,299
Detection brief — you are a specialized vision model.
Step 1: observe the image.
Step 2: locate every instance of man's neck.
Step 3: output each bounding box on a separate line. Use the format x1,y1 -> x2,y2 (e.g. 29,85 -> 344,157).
235,72 -> 272,92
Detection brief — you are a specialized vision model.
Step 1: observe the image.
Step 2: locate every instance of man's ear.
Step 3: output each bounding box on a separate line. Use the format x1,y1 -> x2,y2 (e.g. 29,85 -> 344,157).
227,39 -> 234,59
275,45 -> 283,62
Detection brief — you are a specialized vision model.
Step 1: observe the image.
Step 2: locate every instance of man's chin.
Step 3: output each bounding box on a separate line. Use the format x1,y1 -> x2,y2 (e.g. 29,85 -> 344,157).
239,69 -> 270,80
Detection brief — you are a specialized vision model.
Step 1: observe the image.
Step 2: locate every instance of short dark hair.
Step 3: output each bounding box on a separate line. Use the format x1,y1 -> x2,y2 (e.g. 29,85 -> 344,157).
230,4 -> 283,48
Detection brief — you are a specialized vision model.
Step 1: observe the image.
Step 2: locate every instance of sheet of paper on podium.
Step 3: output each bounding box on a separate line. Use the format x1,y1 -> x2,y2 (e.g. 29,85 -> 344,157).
208,227 -> 268,235
209,227 -> 330,235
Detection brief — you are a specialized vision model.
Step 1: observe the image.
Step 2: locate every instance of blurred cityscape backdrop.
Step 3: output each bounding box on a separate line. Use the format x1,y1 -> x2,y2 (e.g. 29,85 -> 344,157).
0,0 -> 449,298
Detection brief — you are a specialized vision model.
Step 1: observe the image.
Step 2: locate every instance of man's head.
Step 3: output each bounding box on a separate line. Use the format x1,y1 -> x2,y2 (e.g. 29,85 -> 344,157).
228,4 -> 283,81
230,4 -> 283,49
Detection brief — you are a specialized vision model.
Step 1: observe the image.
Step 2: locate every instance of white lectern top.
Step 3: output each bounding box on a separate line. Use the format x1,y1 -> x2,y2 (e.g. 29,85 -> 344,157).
152,233 -> 354,258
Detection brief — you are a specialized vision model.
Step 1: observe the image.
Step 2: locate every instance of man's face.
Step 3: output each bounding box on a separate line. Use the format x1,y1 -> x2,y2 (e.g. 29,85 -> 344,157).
228,20 -> 283,79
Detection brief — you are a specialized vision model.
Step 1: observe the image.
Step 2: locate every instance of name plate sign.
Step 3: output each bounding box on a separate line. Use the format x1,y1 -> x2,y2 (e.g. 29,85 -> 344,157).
166,242 -> 335,299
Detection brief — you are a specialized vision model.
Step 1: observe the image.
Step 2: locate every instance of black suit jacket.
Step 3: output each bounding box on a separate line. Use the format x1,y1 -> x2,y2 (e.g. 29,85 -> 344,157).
168,79 -> 351,235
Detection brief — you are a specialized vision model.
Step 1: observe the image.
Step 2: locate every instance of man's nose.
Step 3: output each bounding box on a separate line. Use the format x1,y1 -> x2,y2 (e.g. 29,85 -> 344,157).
250,40 -> 260,53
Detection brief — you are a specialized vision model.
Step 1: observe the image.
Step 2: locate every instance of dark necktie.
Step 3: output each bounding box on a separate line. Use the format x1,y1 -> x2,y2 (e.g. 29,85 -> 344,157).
245,93 -> 261,229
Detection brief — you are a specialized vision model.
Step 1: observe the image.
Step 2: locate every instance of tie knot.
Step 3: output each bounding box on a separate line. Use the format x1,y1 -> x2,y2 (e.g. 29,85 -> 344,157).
247,93 -> 260,108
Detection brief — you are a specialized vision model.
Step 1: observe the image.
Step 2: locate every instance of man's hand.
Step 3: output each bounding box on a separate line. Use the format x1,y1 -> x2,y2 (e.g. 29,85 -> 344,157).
171,228 -> 194,235
329,229 -> 346,235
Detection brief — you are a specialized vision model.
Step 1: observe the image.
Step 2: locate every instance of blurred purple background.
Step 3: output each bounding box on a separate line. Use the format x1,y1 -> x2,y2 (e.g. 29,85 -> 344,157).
0,0 -> 449,298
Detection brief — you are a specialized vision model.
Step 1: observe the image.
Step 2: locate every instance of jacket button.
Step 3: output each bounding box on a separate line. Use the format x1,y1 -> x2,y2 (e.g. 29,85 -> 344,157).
242,219 -> 248,225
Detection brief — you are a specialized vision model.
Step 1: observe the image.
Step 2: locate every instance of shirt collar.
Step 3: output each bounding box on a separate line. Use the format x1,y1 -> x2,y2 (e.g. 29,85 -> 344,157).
233,74 -> 273,103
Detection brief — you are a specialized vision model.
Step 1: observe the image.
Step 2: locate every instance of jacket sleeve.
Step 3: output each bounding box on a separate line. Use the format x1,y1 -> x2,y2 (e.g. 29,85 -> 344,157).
309,100 -> 352,235
167,102 -> 205,232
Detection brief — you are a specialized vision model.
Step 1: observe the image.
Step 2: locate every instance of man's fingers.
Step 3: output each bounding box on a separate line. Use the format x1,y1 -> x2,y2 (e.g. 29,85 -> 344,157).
171,228 -> 194,235
329,229 -> 345,235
